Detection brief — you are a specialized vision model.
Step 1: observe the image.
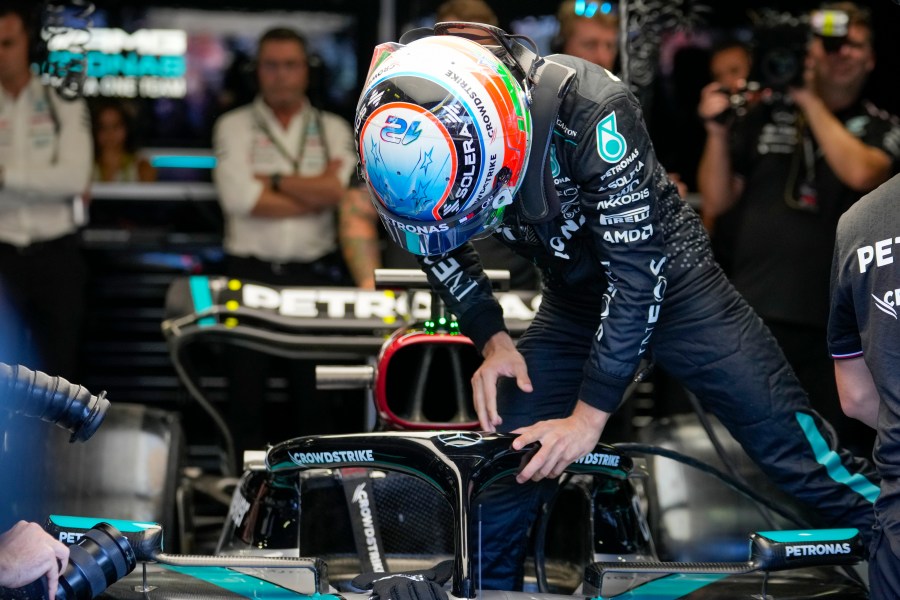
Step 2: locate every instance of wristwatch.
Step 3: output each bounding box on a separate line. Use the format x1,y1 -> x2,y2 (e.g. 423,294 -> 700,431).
270,172 -> 282,192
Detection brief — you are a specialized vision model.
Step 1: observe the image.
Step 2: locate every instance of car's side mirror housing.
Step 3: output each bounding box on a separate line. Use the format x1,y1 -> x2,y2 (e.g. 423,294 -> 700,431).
583,527 -> 866,598
749,528 -> 865,571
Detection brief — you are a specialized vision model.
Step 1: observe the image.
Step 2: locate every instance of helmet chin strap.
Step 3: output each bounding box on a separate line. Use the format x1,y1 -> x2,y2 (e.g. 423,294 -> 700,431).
398,23 -> 576,224
515,59 -> 575,223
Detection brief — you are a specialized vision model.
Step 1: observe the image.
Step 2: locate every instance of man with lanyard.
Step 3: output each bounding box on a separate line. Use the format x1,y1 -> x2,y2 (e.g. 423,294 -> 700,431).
354,24 -> 879,590
829,173 -> 900,597
0,4 -> 92,379
212,27 -> 356,455
697,2 -> 900,457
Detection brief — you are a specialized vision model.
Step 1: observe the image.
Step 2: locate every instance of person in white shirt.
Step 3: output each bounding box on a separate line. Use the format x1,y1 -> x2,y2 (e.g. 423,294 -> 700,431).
0,5 -> 92,379
212,27 -> 356,457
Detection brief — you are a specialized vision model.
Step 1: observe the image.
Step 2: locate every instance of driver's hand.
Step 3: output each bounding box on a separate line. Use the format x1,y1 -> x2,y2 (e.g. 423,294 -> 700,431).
511,401 -> 611,483
0,520 -> 70,598
472,332 -> 532,431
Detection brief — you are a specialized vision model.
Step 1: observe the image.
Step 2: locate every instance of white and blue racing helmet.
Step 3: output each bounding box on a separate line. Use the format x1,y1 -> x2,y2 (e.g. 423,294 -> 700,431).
355,34 -> 532,256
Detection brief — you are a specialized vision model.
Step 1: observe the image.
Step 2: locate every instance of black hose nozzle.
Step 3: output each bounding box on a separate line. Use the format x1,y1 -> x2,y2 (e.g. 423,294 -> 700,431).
0,363 -> 109,442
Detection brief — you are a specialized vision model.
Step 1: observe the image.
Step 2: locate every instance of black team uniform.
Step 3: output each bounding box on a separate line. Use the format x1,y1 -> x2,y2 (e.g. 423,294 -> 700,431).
829,174 -> 900,597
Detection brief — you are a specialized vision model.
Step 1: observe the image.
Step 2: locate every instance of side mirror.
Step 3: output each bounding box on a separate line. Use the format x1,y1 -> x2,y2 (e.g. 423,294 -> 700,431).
584,528 -> 865,598
749,528 -> 865,571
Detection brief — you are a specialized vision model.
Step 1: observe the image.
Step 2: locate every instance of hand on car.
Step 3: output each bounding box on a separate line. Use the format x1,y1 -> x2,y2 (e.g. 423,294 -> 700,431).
472,332 -> 532,431
511,400 -> 611,483
0,520 -> 69,598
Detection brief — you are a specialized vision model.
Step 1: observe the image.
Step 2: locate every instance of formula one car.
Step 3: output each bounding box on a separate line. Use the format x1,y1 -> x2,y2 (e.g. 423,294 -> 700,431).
36,431 -> 868,600
1,269 -> 860,599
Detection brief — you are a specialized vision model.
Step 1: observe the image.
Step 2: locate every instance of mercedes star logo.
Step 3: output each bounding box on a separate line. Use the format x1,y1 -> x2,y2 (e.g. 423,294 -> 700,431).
437,432 -> 483,448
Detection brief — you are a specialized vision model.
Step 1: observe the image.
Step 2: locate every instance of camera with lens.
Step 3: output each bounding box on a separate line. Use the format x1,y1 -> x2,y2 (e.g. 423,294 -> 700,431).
748,8 -> 850,92
0,522 -> 135,600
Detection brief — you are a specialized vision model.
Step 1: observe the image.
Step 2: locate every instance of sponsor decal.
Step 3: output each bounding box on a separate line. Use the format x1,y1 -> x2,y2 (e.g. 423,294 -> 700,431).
596,262 -> 618,342
597,188 -> 649,210
600,149 -> 640,181
653,276 -> 667,303
873,293 -> 898,320
236,283 -> 540,321
599,205 -> 650,225
46,28 -> 188,99
350,483 -> 385,572
477,153 -> 499,199
437,432 -> 483,447
383,217 -> 451,235
599,161 -> 645,192
555,117 -> 577,138
444,69 -> 495,140
229,491 -> 251,529
59,531 -> 85,544
602,224 -> 653,244
421,256 -> 478,301
785,543 -> 852,557
288,449 -> 375,466
856,236 -> 900,273
550,215 -> 587,259
575,452 -> 620,467
639,257 -> 667,355
550,144 -> 560,177
596,112 -> 627,163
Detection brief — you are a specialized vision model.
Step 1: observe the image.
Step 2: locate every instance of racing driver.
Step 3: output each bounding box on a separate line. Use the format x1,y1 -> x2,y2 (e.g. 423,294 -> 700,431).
353,25 -> 880,589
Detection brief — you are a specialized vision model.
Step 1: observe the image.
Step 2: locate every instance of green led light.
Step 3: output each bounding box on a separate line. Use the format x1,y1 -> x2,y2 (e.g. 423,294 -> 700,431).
438,317 -> 447,325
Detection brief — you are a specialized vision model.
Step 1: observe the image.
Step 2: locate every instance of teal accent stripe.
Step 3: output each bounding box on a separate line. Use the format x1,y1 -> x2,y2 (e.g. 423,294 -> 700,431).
49,515 -> 158,533
163,565 -> 329,598
404,229 -> 419,253
757,528 -> 858,543
595,573 -> 728,599
189,276 -> 216,326
796,412 -> 880,503
151,155 -> 217,169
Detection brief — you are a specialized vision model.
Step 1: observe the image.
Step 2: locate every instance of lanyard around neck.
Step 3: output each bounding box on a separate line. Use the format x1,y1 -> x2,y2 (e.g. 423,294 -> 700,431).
254,105 -> 327,174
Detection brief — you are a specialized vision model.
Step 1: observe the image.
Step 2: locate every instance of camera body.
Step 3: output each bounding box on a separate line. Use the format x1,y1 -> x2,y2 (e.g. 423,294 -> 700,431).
748,9 -> 850,92
750,10 -> 850,92
750,22 -> 809,91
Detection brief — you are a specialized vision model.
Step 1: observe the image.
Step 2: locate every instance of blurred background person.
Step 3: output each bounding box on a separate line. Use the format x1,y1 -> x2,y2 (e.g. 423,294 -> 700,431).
697,1 -> 900,457
340,0 -> 540,291
212,26 -> 356,459
92,100 -> 156,183
436,0 -> 499,25
553,0 -> 618,70
696,39 -> 753,271
0,3 -> 92,380
709,39 -> 752,96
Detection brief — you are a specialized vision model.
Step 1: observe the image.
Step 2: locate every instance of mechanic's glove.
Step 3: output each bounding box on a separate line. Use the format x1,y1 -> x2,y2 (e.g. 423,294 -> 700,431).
350,560 -> 452,600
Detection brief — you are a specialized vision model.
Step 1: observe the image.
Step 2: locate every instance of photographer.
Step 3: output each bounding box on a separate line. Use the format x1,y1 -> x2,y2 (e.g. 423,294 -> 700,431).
696,1 -> 900,456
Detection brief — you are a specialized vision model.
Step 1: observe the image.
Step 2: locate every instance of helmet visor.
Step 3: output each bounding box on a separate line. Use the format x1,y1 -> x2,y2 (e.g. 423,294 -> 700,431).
367,173 -> 512,256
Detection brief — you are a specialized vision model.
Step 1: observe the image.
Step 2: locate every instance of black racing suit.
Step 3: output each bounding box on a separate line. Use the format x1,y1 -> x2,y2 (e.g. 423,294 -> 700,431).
417,55 -> 880,590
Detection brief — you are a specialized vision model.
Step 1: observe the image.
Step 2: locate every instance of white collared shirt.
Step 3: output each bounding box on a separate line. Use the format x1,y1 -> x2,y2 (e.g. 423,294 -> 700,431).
212,96 -> 355,263
0,76 -> 93,246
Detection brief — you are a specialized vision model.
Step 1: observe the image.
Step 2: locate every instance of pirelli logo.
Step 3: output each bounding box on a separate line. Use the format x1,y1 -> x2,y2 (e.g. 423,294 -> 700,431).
599,206 -> 650,226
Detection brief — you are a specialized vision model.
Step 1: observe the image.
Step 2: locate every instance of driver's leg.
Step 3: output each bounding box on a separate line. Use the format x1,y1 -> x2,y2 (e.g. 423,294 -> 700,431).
650,266 -> 878,540
475,305 -> 593,590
